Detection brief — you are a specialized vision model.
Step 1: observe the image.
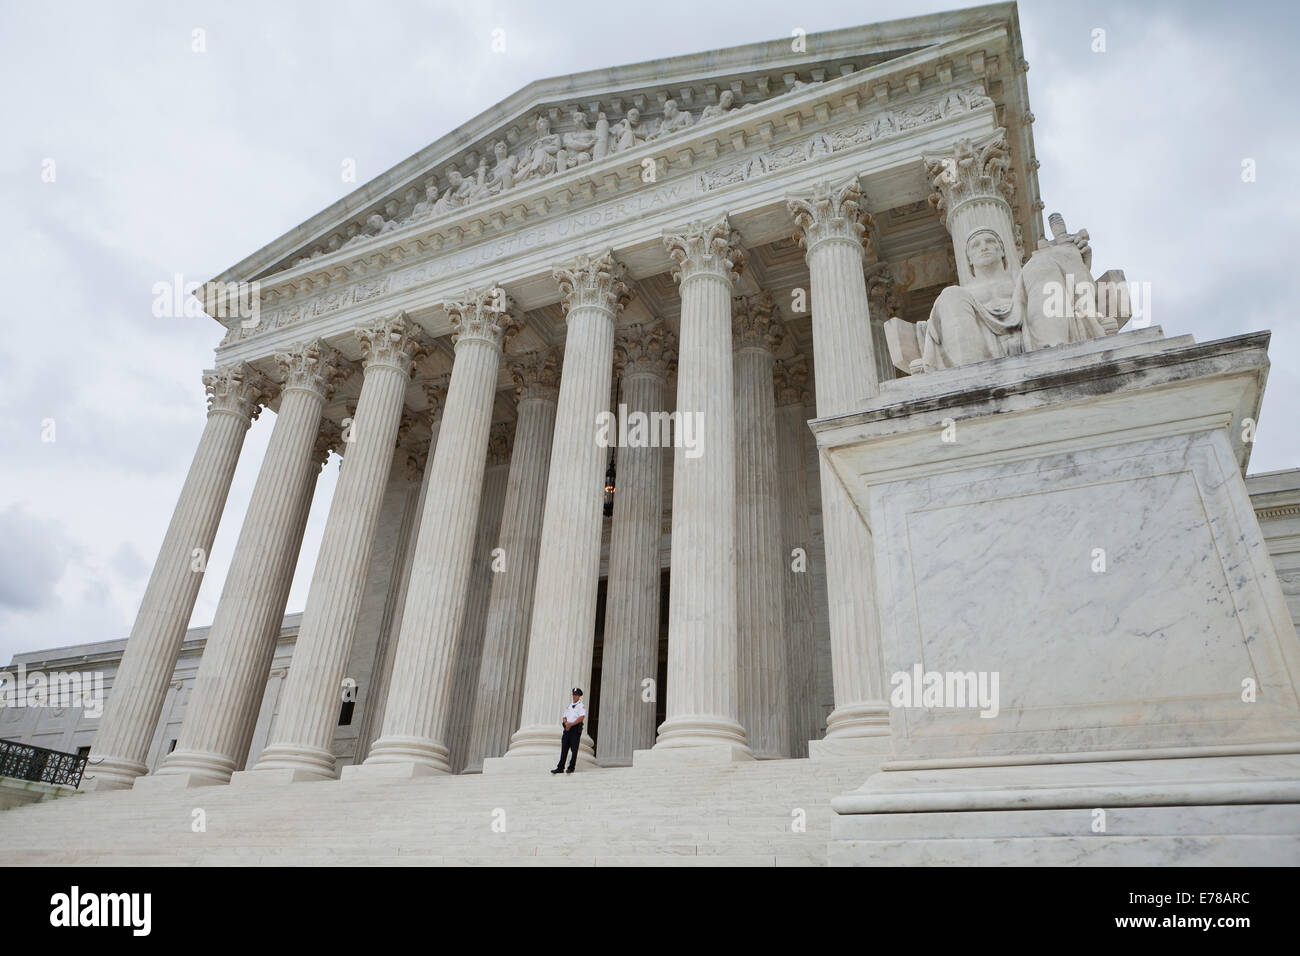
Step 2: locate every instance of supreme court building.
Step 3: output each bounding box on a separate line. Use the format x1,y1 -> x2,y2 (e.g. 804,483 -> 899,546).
6,3 -> 1286,868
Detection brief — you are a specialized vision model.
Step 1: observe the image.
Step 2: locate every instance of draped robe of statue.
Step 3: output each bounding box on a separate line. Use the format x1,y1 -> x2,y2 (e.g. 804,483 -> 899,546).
922,230 -> 1107,372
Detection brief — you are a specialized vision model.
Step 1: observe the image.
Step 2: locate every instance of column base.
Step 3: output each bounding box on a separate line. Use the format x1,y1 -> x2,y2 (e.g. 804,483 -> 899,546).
343,734 -> 452,780
247,743 -> 338,781
136,748 -> 236,789
488,724 -> 596,774
79,755 -> 148,792
651,715 -> 752,755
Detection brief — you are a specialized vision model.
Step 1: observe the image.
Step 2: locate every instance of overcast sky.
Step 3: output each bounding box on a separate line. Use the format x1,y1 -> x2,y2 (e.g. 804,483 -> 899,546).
1,0 -> 1297,665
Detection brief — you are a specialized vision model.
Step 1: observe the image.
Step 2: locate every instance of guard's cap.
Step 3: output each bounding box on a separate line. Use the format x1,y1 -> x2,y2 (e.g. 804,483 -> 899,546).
572,687 -> 583,696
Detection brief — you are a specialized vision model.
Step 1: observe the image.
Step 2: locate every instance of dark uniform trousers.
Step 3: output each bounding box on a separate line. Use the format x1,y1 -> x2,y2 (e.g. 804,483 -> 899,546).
557,722 -> 582,771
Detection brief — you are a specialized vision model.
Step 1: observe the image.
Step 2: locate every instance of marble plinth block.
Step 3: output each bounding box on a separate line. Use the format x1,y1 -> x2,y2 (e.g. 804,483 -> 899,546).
812,328 -> 1300,866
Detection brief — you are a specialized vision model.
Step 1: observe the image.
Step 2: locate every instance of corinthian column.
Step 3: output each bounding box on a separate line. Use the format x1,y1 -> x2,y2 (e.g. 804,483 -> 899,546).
640,215 -> 752,765
445,421 -> 511,771
348,288 -> 518,778
596,324 -> 673,766
492,251 -> 627,772
85,364 -> 272,791
141,340 -> 349,788
466,350 -> 560,772
240,315 -> 425,783
923,129 -> 1021,284
787,177 -> 890,755
732,292 -> 790,759
774,355 -> 818,756
355,380 -> 446,762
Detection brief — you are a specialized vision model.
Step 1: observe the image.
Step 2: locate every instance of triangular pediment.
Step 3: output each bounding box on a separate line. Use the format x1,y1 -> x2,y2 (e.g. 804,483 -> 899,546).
208,3 -> 1026,297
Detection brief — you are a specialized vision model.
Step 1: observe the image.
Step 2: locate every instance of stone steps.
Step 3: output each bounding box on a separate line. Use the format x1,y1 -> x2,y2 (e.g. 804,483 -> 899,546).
0,756 -> 878,865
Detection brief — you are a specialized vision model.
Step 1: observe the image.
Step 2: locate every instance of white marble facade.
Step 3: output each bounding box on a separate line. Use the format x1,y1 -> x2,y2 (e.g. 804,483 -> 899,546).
13,5 -> 1283,820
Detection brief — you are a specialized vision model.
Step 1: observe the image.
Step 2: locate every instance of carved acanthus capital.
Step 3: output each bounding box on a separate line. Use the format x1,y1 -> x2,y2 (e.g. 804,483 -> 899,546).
732,291 -> 786,352
421,374 -> 451,419
487,420 -> 513,466
787,176 -> 875,254
614,322 -> 676,381
773,354 -> 812,408
509,348 -> 562,402
356,313 -> 427,376
445,285 -> 521,350
923,129 -> 1016,226
866,267 -> 904,319
202,362 -> 276,423
274,339 -> 351,402
553,250 -> 630,316
313,419 -> 346,468
663,215 -> 745,285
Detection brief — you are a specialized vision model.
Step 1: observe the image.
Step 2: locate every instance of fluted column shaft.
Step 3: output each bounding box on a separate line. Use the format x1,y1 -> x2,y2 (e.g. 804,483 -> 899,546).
249,317 -> 422,780
86,365 -> 269,790
446,447 -> 510,771
356,419 -> 441,763
788,178 -> 890,749
652,217 -> 751,758
733,298 -> 789,759
357,290 -> 514,776
597,361 -> 667,766
775,376 -> 818,756
466,374 -> 558,771
503,253 -> 625,765
148,341 -> 346,786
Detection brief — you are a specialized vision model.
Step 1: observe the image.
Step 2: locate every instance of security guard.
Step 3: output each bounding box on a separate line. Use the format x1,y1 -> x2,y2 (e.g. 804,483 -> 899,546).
551,687 -> 586,774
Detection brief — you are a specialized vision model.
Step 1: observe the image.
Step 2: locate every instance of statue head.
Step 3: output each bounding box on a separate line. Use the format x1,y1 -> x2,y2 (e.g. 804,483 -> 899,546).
425,179 -> 438,200
447,169 -> 464,186
719,90 -> 734,109
572,110 -> 588,129
536,115 -> 550,134
663,99 -> 678,117
626,107 -> 640,124
494,140 -> 508,160
965,229 -> 1007,276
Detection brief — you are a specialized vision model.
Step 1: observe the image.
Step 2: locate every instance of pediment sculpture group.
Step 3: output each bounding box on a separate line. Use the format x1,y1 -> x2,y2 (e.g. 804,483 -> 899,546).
296,84 -> 821,266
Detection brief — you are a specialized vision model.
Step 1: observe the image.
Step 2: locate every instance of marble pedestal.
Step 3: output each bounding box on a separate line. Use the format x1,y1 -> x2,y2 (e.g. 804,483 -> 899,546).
812,329 -> 1300,866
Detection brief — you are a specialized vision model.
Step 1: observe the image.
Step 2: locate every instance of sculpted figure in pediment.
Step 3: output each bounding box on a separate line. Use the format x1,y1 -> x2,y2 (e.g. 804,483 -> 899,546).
491,141 -> 520,193
411,179 -> 440,218
592,112 -> 610,160
521,114 -> 563,181
560,110 -> 599,170
611,108 -> 643,153
650,99 -> 693,140
698,89 -> 738,124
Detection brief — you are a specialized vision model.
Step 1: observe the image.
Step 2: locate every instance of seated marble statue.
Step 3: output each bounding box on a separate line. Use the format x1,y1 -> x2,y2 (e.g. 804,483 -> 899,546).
920,222 -> 1107,372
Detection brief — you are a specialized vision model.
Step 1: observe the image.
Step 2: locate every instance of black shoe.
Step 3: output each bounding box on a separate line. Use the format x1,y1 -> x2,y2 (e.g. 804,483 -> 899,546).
565,767 -> 575,774
550,767 -> 563,774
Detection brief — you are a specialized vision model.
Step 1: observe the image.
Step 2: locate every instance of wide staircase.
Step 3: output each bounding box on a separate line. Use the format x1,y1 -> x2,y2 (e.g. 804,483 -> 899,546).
0,756 -> 881,866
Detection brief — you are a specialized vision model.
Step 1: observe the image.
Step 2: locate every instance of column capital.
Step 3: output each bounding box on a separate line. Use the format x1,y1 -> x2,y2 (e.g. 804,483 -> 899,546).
274,339 -> 351,402
922,128 -> 1016,228
786,176 -> 876,255
732,291 -> 785,353
553,250 -> 630,316
202,362 -> 276,423
663,215 -> 745,285
355,313 -> 427,377
445,285 -> 522,350
614,322 -> 676,382
509,347 -> 562,403
773,354 -> 812,408
487,420 -> 514,466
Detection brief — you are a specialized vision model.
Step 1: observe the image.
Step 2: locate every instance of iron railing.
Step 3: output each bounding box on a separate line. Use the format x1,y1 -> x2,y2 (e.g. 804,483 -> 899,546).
0,738 -> 87,789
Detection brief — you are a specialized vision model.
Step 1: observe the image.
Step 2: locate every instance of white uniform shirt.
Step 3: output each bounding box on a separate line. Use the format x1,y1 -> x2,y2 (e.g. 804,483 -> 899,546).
563,700 -> 586,725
